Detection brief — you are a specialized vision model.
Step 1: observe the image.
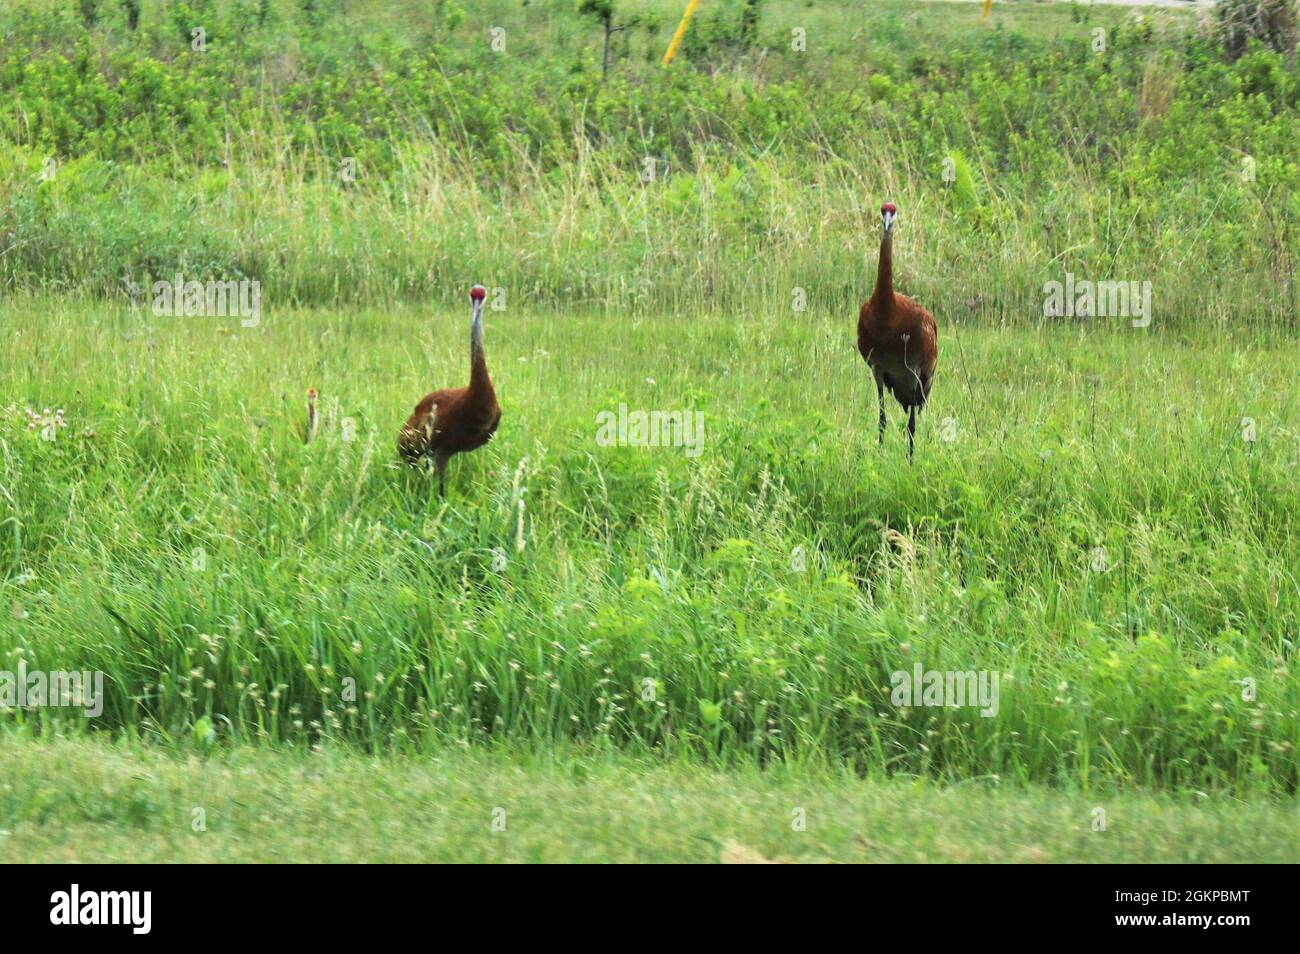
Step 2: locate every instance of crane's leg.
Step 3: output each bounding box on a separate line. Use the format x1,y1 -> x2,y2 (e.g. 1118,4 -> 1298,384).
434,451 -> 450,497
907,406 -> 917,462
874,371 -> 886,446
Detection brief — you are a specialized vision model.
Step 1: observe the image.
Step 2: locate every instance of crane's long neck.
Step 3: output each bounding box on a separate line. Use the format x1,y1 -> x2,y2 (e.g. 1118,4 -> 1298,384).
874,227 -> 894,306
304,393 -> 318,443
469,301 -> 490,391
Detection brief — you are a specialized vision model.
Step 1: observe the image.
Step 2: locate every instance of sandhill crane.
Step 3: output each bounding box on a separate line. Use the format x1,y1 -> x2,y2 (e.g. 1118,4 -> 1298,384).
398,285 -> 501,495
302,388 -> 320,444
857,202 -> 938,461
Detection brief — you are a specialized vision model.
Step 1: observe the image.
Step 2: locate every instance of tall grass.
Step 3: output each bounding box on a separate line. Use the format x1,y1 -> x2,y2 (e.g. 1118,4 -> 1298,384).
3,132 -> 1295,326
2,298 -> 1296,792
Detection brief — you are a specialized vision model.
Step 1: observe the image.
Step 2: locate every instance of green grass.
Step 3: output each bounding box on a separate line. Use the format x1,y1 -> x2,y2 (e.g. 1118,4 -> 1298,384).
3,735 -> 1297,862
2,298 -> 1297,795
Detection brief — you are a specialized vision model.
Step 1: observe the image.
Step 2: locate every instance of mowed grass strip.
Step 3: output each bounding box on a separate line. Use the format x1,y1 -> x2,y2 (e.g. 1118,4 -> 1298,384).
2,736 -> 1298,863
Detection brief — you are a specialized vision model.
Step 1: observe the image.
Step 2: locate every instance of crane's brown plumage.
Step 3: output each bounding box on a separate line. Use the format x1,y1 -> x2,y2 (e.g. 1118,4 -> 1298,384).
857,202 -> 938,460
398,285 -> 500,494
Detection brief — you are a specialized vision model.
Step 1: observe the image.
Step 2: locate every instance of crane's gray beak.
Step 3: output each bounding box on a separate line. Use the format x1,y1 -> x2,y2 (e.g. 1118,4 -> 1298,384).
882,210 -> 896,232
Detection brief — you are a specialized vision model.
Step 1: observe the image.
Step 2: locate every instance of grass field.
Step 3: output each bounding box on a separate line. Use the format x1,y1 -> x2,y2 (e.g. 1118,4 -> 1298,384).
4,300 -> 1297,791
4,736 -> 1299,863
2,0 -> 1299,862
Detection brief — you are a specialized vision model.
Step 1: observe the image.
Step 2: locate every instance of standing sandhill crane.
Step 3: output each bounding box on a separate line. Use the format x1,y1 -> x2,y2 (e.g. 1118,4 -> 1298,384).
302,388 -> 320,444
398,285 -> 501,495
857,202 -> 938,461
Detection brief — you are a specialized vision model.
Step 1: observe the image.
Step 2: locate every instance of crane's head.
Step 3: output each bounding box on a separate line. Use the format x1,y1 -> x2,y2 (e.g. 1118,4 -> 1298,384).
470,283 -> 486,324
469,285 -> 486,321
881,202 -> 897,233
306,388 -> 318,403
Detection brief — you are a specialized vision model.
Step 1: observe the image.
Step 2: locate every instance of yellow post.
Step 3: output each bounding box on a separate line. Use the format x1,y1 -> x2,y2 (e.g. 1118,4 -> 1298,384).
981,0 -> 992,23
663,0 -> 701,66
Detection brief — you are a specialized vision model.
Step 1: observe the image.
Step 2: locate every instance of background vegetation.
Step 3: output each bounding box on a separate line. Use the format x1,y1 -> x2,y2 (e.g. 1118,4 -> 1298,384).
1,0 -> 1297,323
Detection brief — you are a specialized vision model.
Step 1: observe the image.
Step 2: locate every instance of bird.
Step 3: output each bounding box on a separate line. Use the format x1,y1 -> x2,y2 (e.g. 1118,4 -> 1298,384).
398,284 -> 501,495
857,202 -> 938,461
302,388 -> 320,444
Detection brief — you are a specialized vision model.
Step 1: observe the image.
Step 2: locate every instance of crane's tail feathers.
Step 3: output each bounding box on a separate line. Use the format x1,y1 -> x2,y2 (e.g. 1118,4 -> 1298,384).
891,368 -> 932,410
